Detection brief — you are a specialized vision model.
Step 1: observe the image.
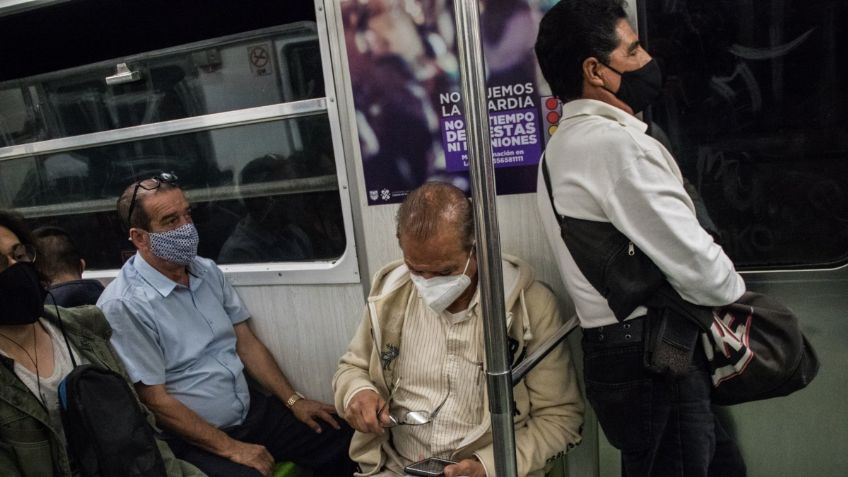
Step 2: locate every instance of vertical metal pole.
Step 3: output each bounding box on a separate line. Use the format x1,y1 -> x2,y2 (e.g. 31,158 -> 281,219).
452,1 -> 518,476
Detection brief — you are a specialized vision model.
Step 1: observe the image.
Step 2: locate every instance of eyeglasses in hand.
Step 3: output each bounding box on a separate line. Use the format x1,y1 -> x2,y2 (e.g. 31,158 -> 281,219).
383,380 -> 450,428
378,377 -> 401,417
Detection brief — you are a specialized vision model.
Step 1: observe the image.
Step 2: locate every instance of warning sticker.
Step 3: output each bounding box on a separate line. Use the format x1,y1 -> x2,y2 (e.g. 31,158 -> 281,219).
247,44 -> 272,76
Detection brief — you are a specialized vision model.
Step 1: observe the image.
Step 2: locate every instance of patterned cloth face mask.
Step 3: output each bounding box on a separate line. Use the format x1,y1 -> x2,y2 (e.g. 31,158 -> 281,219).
147,223 -> 199,266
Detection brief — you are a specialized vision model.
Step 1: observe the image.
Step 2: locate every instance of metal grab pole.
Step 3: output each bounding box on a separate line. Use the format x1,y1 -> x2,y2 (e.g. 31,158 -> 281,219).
452,1 -> 518,476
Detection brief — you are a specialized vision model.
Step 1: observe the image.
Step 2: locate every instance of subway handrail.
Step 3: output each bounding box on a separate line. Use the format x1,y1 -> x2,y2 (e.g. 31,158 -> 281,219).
452,0 -> 518,476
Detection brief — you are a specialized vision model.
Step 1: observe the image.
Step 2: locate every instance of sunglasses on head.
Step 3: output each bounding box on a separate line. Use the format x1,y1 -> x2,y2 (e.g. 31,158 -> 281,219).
126,172 -> 179,227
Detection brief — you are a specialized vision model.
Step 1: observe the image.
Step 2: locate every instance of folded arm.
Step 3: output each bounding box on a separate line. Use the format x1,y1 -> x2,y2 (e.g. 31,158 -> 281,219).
604,150 -> 744,306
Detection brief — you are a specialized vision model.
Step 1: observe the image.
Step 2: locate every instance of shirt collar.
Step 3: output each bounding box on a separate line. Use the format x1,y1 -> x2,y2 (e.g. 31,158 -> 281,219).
561,98 -> 648,133
133,253 -> 205,297
48,279 -> 104,290
460,258 -> 520,316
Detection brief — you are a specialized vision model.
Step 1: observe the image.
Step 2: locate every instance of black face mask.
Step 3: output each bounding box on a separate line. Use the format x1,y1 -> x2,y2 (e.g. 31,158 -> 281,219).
0,262 -> 46,326
602,58 -> 663,114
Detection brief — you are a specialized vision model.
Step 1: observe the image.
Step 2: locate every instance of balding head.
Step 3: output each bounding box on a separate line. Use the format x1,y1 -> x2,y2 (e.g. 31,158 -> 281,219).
396,182 -> 474,251
117,177 -> 181,230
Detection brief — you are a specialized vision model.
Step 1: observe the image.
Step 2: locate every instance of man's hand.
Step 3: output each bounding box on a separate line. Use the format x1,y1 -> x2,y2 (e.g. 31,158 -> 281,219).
290,398 -> 342,433
344,389 -> 392,434
135,383 -> 275,474
224,439 -> 275,476
444,458 -> 486,477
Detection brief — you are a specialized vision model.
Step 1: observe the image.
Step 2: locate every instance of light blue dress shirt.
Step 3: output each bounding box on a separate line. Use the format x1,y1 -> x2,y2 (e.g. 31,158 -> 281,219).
98,254 -> 252,428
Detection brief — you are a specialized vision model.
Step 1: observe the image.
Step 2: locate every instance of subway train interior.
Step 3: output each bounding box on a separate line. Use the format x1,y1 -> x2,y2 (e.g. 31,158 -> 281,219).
0,0 -> 845,475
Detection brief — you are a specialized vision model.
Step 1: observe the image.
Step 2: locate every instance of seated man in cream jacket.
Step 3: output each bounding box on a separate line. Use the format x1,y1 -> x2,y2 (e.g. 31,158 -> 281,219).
334,182 -> 584,476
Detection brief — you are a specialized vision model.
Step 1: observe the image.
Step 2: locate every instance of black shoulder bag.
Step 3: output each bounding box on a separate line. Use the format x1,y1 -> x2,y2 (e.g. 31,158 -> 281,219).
52,311 -> 168,477
541,156 -> 819,405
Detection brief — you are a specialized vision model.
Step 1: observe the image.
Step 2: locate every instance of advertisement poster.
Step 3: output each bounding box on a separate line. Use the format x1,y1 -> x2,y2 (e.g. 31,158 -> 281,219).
341,0 -> 560,205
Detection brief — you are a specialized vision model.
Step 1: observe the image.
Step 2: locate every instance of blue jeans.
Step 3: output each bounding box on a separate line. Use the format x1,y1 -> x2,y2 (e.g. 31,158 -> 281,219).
582,330 -> 746,477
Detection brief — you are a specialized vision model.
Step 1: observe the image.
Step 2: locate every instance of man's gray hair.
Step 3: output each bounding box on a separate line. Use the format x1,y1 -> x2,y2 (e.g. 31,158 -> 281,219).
117,179 -> 181,230
396,182 -> 474,249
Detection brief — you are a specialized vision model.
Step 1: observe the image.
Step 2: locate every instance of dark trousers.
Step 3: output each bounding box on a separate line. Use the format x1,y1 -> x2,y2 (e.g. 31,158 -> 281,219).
164,390 -> 356,477
582,320 -> 746,477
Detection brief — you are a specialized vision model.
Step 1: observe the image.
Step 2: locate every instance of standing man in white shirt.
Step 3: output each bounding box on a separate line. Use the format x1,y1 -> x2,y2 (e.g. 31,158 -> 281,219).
534,1 -> 746,476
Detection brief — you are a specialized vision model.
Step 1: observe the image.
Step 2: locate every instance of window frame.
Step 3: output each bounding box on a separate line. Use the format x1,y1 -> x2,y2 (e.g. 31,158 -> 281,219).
0,20 -> 361,285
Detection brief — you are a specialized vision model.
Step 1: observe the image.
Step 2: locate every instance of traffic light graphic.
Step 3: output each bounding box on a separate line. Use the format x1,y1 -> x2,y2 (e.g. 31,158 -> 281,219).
540,95 -> 562,145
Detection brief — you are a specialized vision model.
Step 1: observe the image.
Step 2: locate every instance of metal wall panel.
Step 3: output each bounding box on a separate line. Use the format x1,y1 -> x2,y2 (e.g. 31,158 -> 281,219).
235,283 -> 364,403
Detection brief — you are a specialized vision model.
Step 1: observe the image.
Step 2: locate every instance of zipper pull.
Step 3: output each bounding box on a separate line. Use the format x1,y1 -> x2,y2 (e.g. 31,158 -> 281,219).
628,242 -> 635,256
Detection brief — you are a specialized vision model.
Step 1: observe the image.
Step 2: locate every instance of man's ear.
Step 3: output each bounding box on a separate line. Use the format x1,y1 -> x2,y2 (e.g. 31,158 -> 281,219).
128,228 -> 148,250
79,258 -> 86,274
582,57 -> 606,88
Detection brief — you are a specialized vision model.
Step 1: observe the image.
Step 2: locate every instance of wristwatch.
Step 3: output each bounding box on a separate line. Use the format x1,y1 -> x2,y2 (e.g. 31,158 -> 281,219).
285,391 -> 305,408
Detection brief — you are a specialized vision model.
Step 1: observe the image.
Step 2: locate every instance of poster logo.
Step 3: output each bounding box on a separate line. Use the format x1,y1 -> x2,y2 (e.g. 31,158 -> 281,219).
369,190 -> 379,201
380,189 -> 391,201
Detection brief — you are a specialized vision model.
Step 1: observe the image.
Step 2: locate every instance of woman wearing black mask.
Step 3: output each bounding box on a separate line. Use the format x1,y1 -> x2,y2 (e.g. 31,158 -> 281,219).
0,210 -> 204,477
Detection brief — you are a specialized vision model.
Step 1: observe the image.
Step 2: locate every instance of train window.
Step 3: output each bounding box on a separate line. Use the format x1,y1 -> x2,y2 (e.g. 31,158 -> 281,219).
0,23 -> 322,147
646,0 -> 848,269
0,116 -> 345,270
0,21 -> 353,278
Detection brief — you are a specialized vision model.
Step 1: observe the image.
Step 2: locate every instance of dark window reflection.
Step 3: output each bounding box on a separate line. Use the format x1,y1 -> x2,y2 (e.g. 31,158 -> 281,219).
0,116 -> 345,269
647,0 -> 848,269
281,40 -> 326,101
8,130 -> 219,207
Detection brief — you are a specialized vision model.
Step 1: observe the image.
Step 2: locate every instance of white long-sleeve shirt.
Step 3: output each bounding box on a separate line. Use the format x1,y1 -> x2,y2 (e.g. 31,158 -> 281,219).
536,99 -> 744,329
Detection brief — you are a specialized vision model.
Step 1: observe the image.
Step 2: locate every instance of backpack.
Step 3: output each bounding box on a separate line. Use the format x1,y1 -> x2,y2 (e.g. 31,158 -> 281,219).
59,364 -> 168,477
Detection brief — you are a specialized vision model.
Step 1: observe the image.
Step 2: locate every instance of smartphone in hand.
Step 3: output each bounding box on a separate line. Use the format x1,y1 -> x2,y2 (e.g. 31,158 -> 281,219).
404,457 -> 456,476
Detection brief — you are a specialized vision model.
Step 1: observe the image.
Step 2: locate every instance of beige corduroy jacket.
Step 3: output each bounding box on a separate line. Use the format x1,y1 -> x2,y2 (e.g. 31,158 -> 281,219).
333,255 -> 584,476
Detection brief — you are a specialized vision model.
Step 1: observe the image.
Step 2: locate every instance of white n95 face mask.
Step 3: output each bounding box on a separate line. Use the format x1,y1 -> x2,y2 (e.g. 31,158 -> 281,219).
410,248 -> 474,314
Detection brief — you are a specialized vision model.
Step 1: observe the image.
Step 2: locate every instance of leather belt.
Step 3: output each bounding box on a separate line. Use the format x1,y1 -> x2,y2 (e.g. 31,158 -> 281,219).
583,316 -> 645,344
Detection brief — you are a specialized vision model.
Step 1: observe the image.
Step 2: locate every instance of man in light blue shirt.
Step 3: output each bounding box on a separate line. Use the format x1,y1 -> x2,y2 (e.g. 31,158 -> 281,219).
98,174 -> 355,477
100,252 -> 252,428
